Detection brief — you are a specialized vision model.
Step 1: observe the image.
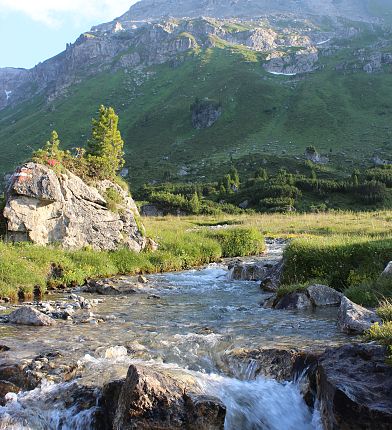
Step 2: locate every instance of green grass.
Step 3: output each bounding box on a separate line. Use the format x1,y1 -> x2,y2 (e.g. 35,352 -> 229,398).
1,211 -> 392,302
366,322 -> 392,361
276,283 -> 309,299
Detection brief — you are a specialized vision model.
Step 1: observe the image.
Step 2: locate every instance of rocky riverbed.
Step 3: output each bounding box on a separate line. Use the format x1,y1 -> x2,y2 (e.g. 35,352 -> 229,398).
0,241 -> 390,429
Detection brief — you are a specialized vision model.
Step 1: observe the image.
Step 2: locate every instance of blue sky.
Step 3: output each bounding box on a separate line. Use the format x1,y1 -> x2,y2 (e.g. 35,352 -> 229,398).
0,0 -> 138,69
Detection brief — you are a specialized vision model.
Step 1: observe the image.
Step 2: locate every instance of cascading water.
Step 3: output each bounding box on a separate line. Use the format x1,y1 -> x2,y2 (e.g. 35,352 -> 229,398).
0,242 -> 345,429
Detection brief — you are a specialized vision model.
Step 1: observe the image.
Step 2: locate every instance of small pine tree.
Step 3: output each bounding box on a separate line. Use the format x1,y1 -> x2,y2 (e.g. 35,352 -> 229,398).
86,105 -> 125,179
351,169 -> 360,187
189,191 -> 201,214
33,130 -> 65,168
229,166 -> 240,188
255,167 -> 268,181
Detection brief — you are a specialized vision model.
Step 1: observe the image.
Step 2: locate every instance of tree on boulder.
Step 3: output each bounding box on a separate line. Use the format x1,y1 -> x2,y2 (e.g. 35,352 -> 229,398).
33,130 -> 66,168
86,105 -> 125,179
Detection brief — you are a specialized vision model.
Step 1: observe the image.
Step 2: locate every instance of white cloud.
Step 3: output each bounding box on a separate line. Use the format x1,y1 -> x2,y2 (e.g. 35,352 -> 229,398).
0,0 -> 138,27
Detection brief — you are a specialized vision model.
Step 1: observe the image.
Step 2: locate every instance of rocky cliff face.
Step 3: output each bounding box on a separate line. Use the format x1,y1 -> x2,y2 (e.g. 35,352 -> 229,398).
119,0 -> 382,22
3,163 -> 146,251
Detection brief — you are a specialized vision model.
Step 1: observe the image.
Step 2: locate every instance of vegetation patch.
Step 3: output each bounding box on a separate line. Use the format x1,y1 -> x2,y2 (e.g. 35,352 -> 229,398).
0,221 -> 264,301
206,227 -> 265,257
366,322 -> 392,361
282,235 -> 392,305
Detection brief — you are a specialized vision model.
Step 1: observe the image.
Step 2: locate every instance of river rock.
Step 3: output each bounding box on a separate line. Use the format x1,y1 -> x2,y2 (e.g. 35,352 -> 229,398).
4,162 -> 147,251
274,292 -> 312,310
108,364 -> 225,430
222,347 -> 319,382
0,362 -> 41,405
316,343 -> 392,430
381,261 -> 392,276
83,279 -> 136,295
337,296 -> 381,334
230,259 -> 283,291
306,284 -> 342,307
8,306 -> 56,326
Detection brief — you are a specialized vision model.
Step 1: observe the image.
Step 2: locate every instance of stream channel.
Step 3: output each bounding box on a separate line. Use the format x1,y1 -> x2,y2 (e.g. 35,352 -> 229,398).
0,242 -> 349,429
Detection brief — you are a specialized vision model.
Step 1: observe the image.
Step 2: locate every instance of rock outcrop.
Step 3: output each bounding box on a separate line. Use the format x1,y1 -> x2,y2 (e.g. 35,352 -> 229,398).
3,163 -> 146,251
337,296 -> 381,334
222,347 -> 319,382
316,343 -> 392,430
191,99 -> 222,129
101,364 -> 226,430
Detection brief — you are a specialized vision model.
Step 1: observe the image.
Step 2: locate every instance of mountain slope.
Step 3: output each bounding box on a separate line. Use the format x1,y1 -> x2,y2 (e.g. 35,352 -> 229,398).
1,1 -> 392,189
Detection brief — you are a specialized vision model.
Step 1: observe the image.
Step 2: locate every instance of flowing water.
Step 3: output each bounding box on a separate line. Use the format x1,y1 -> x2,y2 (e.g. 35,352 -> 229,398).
0,244 -> 347,429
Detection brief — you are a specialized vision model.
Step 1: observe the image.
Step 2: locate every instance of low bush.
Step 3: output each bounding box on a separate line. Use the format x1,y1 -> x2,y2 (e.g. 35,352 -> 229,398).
276,283 -> 309,299
366,322 -> 392,360
206,227 -> 265,257
377,299 -> 392,322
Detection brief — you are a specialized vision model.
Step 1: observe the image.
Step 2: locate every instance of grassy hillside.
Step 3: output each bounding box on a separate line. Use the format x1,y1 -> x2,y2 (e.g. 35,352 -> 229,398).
1,38 -> 392,189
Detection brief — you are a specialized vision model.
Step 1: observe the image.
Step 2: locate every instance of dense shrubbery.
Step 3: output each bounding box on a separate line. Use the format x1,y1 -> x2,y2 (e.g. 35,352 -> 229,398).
138,160 -> 392,215
283,236 -> 392,305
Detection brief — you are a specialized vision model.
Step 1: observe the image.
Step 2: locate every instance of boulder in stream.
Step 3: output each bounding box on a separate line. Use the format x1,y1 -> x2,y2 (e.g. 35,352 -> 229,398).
273,284 -> 342,310
337,296 -> 381,334
102,364 -> 226,430
8,306 -> 56,326
230,259 -> 283,291
222,347 -> 319,382
316,343 -> 392,430
274,292 -> 312,310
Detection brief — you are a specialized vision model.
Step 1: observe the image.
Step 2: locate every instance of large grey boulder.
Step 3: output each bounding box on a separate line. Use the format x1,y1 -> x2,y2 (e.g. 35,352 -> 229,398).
4,163 -> 146,251
316,343 -> 392,430
273,284 -> 342,310
306,284 -> 342,307
337,297 -> 381,334
8,306 -> 56,326
104,364 -> 225,430
274,292 -> 312,310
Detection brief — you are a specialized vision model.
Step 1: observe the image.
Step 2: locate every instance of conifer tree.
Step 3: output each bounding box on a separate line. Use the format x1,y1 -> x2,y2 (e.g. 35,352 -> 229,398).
86,105 -> 125,179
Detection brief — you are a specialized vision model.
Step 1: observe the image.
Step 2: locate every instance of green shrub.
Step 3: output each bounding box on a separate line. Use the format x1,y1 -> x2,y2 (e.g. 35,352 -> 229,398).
103,188 -> 123,213
377,299 -> 392,322
207,227 -> 265,257
276,283 -> 309,299
366,322 -> 392,360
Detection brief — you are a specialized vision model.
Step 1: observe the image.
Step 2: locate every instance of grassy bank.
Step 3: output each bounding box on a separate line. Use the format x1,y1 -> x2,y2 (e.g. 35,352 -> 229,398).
1,210 -> 392,302
0,223 -> 264,301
